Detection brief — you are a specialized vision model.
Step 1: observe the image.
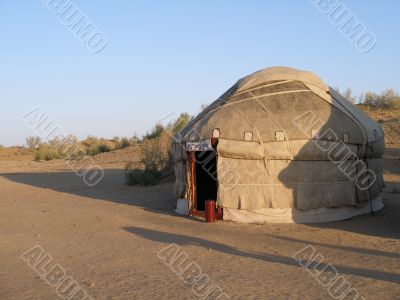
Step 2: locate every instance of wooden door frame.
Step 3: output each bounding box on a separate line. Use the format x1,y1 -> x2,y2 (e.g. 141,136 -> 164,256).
189,151 -> 207,217
188,138 -> 219,218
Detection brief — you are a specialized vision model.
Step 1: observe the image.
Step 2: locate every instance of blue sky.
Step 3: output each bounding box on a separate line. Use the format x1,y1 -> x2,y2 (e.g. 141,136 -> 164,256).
1,1 -> 399,146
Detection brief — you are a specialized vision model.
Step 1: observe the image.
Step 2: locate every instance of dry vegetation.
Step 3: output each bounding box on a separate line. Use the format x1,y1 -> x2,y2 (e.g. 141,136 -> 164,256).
340,87 -> 400,145
357,105 -> 400,145
24,135 -> 137,162
2,113 -> 190,187
124,131 -> 172,186
125,113 -> 189,186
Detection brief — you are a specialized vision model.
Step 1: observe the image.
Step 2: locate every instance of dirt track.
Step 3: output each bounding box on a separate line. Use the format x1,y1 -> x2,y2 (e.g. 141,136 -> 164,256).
1,148 -> 399,299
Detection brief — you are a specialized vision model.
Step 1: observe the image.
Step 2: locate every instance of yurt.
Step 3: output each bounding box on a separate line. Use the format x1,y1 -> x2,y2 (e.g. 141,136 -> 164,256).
171,66 -> 385,223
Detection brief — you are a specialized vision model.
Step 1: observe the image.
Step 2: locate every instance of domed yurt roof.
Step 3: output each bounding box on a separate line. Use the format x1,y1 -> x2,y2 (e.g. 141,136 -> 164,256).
180,66 -> 382,146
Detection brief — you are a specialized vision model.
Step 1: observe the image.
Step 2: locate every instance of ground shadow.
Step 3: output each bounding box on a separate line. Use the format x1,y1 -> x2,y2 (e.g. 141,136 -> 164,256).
124,226 -> 400,284
268,234 -> 400,259
384,147 -> 400,175
305,194 -> 400,240
1,169 -> 176,214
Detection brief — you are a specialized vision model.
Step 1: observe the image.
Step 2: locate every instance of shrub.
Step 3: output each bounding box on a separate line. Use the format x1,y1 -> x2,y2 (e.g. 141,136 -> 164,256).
57,135 -> 80,158
34,151 -> 41,161
124,113 -> 190,186
125,168 -> 160,186
0,144 -> 3,150
140,139 -> 165,173
116,137 -> 130,149
26,136 -> 42,149
143,124 -> 165,140
34,144 -> 65,161
66,150 -> 86,160
383,123 -> 400,144
167,112 -> 191,135
140,132 -> 171,173
361,89 -> 399,109
44,152 -> 54,161
130,133 -> 140,145
125,131 -> 173,186
334,87 -> 357,104
389,97 -> 400,110
87,143 -> 111,156
98,144 -> 111,153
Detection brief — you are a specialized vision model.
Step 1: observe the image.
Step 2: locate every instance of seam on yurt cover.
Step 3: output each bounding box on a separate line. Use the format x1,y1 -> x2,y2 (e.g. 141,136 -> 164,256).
238,67 -> 329,92
330,89 -> 374,211
255,98 -> 294,159
301,81 -> 329,92
308,85 -> 369,149
186,83 -> 308,130
221,181 -> 353,186
246,89 -> 272,175
216,155 -> 369,162
219,89 -> 311,109
229,97 -> 272,176
330,90 -> 375,208
181,68 -> 328,140
230,79 -> 294,98
181,89 -> 312,135
180,81 -> 319,140
229,104 -> 264,148
201,137 -> 380,145
331,91 -> 371,145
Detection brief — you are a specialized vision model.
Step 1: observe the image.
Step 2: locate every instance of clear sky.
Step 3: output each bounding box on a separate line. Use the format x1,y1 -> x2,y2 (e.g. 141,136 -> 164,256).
1,1 -> 399,146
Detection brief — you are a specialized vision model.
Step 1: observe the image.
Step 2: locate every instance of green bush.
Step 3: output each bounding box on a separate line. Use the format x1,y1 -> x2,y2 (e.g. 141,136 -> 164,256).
34,152 -> 41,161
125,168 -> 161,186
140,138 -> 166,173
167,112 -> 191,135
34,144 -> 65,161
87,143 -> 111,156
66,150 -> 86,160
98,144 -> 111,153
124,131 -> 173,186
116,137 -> 130,149
383,122 -> 400,144
389,97 -> 400,110
124,113 -> 190,186
143,124 -> 165,140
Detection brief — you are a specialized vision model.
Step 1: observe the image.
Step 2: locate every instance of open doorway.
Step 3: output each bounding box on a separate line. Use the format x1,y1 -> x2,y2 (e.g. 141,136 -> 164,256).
195,151 -> 218,211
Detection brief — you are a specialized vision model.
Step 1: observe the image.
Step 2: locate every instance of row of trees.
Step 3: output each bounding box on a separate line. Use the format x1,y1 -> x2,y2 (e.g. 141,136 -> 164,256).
337,87 -> 400,109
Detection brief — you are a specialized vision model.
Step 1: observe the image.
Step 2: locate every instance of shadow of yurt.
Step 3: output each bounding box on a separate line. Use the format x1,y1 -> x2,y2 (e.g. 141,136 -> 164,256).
276,85 -> 385,224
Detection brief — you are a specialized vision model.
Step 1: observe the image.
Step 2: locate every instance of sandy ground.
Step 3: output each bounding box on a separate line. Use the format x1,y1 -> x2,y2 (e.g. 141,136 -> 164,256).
0,147 -> 399,299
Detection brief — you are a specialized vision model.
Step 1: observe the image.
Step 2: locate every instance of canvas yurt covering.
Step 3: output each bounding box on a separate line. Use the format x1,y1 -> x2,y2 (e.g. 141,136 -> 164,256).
172,66 -> 385,223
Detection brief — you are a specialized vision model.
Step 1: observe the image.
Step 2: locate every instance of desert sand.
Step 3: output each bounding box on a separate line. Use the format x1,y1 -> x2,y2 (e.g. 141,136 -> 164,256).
0,146 -> 399,299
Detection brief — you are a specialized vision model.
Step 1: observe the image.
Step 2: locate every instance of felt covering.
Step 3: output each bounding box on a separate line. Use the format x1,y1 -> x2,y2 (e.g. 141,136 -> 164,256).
172,66 -> 385,223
